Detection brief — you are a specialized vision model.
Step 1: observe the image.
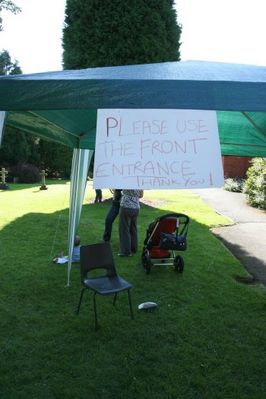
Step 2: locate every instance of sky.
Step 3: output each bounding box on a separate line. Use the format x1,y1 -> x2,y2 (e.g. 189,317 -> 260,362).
0,0 -> 266,74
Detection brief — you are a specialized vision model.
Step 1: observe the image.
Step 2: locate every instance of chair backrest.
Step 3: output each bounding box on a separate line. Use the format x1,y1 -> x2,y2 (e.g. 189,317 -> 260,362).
80,242 -> 117,281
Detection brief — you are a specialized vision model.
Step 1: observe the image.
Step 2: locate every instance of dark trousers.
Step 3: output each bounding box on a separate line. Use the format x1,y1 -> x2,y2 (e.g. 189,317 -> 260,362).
119,207 -> 139,255
94,189 -> 102,203
103,202 -> 120,241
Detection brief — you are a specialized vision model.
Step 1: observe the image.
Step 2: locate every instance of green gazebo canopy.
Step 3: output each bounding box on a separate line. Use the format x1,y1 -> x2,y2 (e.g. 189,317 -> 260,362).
0,60 -> 266,156
1,60 -> 266,285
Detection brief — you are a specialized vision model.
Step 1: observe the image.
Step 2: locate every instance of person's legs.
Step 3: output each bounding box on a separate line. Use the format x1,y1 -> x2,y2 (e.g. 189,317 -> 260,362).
94,190 -> 99,203
94,189 -> 102,203
98,190 -> 102,202
130,209 -> 139,253
103,203 -> 120,241
119,207 -> 131,255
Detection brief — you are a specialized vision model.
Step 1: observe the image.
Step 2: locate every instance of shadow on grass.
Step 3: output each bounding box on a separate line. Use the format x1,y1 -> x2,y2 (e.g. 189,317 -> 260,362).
0,198 -> 254,285
211,233 -> 266,286
1,200 -> 266,398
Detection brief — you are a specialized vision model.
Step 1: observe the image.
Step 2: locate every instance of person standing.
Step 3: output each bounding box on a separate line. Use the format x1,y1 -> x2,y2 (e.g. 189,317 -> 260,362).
102,189 -> 122,242
94,189 -> 102,203
118,189 -> 144,257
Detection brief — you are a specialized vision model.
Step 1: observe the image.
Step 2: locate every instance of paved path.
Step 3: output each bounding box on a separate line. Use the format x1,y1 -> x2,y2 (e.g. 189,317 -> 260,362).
192,188 -> 266,286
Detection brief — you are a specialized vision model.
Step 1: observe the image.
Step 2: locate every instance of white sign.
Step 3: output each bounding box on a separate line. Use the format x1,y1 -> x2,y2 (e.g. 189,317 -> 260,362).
93,109 -> 224,189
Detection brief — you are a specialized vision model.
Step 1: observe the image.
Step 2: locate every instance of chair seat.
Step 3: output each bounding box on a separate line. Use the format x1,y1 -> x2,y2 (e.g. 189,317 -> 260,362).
77,242 -> 134,329
83,276 -> 132,295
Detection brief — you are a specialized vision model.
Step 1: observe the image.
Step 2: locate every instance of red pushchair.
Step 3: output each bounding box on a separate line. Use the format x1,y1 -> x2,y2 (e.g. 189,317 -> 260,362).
141,213 -> 189,274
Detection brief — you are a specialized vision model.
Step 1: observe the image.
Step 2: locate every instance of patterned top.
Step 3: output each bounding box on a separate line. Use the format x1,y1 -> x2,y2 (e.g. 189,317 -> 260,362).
120,190 -> 143,209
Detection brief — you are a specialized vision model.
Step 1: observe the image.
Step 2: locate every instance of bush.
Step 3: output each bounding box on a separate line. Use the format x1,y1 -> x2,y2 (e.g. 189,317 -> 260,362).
9,163 -> 41,183
243,158 -> 266,209
224,178 -> 244,193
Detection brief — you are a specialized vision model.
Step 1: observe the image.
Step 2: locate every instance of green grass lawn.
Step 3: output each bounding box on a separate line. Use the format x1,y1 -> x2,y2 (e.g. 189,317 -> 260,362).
0,181 -> 265,399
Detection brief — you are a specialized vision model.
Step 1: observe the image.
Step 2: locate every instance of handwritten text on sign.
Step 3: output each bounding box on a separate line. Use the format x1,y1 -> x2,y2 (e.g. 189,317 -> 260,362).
93,109 -> 224,189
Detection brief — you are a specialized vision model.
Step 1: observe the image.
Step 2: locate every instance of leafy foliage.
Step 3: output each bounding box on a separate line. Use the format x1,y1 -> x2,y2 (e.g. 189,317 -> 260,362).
0,49 -> 22,75
38,139 -> 72,178
243,158 -> 266,209
0,128 -> 73,178
0,0 -> 21,31
0,129 -> 72,179
63,0 -> 182,69
224,178 -> 245,193
0,127 -> 40,166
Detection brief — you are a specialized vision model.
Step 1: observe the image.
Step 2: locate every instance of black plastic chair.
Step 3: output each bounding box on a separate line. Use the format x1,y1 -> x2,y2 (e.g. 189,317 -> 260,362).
77,242 -> 134,329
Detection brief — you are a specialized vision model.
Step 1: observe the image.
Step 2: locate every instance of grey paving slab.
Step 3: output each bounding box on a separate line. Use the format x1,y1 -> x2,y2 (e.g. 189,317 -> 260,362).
192,188 -> 266,285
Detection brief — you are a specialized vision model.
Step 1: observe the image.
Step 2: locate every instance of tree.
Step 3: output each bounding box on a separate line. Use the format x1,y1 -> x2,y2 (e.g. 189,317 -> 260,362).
0,0 -> 21,31
62,0 -> 182,69
0,126 -> 31,166
38,140 -> 72,178
0,126 -> 73,178
0,49 -> 22,75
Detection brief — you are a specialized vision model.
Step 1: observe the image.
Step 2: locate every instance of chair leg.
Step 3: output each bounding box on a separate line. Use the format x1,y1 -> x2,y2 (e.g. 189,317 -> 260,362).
113,293 -> 118,306
127,289 -> 134,320
93,292 -> 99,330
77,288 -> 85,315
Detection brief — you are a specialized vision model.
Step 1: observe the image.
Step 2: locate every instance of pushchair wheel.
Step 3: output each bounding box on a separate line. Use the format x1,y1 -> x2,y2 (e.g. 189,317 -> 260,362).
142,248 -> 152,274
174,256 -> 184,273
